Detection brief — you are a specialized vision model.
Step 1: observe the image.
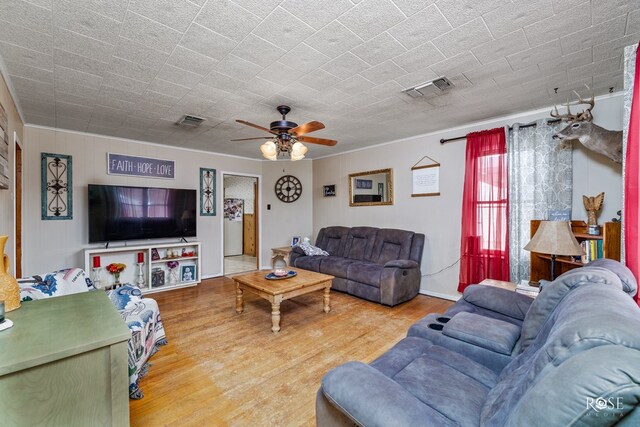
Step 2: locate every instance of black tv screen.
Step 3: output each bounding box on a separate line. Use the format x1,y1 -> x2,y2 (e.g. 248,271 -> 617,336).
88,184 -> 197,243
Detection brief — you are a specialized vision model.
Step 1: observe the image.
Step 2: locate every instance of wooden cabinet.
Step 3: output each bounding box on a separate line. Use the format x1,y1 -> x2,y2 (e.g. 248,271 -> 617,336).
0,292 -> 131,426
529,220 -> 621,283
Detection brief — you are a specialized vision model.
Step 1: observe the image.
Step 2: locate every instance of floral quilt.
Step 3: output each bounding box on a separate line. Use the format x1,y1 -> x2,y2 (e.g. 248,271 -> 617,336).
18,269 -> 167,399
107,285 -> 167,399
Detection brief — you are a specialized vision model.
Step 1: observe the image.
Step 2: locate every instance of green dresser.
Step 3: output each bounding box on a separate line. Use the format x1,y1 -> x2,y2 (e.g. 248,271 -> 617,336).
0,291 -> 131,426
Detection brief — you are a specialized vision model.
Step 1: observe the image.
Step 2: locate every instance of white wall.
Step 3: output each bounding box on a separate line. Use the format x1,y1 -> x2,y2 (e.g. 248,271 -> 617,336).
260,159 -> 313,268
224,175 -> 255,214
22,126 -> 265,278
313,93 -> 624,300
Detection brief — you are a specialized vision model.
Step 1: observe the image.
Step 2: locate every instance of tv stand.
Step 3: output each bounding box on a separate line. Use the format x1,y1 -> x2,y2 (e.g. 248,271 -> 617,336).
85,241 -> 201,294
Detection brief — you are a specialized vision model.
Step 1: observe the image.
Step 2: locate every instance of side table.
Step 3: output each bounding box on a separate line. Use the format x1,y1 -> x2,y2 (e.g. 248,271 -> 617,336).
271,246 -> 294,266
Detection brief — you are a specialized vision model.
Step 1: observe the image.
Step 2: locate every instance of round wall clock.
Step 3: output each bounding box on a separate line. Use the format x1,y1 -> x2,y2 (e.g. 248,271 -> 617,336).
275,175 -> 302,203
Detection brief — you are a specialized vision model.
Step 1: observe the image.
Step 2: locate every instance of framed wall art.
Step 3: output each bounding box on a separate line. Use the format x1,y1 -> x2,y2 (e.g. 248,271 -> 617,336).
41,152 -> 72,220
323,185 -> 336,197
200,168 -> 216,216
411,155 -> 440,197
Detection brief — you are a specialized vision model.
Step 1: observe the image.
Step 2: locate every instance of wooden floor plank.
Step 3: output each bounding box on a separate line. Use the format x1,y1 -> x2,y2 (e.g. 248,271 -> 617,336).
130,276 -> 453,426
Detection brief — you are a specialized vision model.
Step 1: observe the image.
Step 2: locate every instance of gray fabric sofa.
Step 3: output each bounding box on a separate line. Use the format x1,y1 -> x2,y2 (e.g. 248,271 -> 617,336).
289,226 -> 425,306
317,260 -> 640,426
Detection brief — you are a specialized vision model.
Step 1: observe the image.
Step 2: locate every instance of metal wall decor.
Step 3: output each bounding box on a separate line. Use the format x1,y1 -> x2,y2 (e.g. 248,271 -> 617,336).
275,175 -> 302,203
0,103 -> 9,189
200,168 -> 216,216
41,152 -> 72,220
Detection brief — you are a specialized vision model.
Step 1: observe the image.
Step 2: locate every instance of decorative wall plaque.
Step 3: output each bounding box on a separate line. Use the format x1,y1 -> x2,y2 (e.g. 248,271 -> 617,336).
41,152 -> 72,220
200,168 -> 216,216
107,153 -> 174,179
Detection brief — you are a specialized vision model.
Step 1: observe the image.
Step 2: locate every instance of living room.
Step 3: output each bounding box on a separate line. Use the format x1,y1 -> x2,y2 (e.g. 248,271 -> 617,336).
1,0 -> 640,425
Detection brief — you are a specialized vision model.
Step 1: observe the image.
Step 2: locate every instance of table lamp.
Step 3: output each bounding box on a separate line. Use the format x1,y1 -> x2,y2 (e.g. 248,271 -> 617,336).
524,221 -> 582,280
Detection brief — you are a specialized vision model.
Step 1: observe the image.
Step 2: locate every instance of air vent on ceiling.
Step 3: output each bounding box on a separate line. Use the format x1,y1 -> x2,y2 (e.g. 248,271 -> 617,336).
176,114 -> 205,128
403,77 -> 454,98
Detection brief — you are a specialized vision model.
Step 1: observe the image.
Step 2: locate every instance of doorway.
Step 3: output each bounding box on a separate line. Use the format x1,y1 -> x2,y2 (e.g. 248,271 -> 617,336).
13,132 -> 22,277
223,174 -> 259,275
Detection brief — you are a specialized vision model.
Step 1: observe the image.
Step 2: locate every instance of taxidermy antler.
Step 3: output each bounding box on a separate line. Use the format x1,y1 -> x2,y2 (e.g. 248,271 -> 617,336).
583,192 -> 605,226
551,85 -> 623,163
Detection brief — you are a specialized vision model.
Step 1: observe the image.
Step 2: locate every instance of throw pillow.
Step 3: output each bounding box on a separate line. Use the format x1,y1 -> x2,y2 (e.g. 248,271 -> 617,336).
298,242 -> 329,256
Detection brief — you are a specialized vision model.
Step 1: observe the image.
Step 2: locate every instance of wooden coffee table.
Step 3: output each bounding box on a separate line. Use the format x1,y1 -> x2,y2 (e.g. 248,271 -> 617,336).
233,268 -> 334,332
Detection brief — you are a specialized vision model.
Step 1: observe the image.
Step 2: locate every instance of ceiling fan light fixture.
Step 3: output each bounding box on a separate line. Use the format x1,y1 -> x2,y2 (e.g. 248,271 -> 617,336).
290,141 -> 307,161
260,140 -> 278,160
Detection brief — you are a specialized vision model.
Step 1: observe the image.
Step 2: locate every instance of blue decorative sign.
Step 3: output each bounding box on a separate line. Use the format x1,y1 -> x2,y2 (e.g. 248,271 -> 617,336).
107,153 -> 175,179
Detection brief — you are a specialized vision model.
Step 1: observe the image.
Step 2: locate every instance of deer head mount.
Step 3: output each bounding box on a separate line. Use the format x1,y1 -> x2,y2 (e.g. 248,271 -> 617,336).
551,86 -> 622,164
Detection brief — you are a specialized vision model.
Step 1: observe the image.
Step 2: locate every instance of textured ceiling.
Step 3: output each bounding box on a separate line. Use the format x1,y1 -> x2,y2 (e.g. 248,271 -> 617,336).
0,0 -> 638,159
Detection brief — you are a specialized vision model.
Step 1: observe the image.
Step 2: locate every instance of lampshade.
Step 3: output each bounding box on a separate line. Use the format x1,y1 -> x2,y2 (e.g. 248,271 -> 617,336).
524,221 -> 582,256
290,141 -> 307,161
260,140 -> 277,160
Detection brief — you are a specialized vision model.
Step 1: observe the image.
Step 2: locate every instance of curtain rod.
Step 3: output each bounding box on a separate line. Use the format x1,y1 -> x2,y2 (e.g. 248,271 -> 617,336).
439,118 -> 562,144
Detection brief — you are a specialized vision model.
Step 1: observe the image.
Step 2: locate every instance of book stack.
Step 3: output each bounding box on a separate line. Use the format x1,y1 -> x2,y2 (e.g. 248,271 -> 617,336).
517,280 -> 540,298
580,239 -> 603,263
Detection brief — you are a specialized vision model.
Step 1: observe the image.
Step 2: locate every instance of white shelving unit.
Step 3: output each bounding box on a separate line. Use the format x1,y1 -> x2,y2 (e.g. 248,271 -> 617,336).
84,241 -> 202,294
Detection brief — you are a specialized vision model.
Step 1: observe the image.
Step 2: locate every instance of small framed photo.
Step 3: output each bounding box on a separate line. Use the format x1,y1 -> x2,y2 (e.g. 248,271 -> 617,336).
180,265 -> 196,282
291,236 -> 300,246
323,185 -> 336,197
151,248 -> 160,261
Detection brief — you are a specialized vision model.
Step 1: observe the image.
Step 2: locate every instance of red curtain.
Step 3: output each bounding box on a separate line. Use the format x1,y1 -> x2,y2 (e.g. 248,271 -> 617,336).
625,43 -> 640,306
458,128 -> 510,293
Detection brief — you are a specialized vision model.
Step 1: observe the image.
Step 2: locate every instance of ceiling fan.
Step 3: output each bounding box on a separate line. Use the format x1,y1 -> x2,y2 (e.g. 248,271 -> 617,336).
232,105 -> 337,161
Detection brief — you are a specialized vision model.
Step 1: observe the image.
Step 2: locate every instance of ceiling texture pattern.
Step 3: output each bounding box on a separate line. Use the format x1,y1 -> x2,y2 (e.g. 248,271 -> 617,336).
0,0 -> 638,158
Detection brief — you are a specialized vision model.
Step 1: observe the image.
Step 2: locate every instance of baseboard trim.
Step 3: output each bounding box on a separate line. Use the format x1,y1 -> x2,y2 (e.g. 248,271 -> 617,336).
419,289 -> 460,302
202,273 -> 223,280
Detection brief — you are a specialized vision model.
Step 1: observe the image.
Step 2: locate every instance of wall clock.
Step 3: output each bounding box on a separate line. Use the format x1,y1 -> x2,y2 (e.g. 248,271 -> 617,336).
275,175 -> 302,203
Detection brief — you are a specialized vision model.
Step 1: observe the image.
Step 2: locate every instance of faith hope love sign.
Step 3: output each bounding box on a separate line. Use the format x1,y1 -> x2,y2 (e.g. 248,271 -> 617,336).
107,153 -> 175,179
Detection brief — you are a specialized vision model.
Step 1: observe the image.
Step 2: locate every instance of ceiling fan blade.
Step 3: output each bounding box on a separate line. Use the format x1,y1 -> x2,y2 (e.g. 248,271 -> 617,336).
236,119 -> 277,135
297,135 -> 337,146
230,137 -> 274,141
289,121 -> 325,137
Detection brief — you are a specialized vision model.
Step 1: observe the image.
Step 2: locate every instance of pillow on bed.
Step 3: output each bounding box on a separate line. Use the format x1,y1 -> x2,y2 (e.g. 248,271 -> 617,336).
297,242 -> 329,256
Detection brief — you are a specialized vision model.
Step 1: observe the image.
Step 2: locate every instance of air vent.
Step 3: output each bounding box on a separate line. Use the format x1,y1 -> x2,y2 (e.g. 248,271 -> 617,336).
403,77 -> 454,98
176,115 -> 205,128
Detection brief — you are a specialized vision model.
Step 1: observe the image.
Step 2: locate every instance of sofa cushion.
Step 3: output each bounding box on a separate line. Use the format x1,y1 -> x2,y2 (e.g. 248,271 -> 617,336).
294,256 -> 323,272
518,267 -> 623,352
315,226 -> 350,257
462,285 -> 533,321
343,226 -> 378,261
347,261 -> 383,287
393,353 -> 490,426
586,258 -> 638,296
370,229 -> 414,265
320,256 -> 355,278
443,313 -> 521,355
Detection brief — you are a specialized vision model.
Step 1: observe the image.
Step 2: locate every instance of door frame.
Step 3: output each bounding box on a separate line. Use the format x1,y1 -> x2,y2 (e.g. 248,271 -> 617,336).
220,171 -> 261,274
12,131 -> 22,277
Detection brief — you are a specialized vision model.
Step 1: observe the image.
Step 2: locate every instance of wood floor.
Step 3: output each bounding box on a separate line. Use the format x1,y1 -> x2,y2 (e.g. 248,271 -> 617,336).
129,276 -> 453,427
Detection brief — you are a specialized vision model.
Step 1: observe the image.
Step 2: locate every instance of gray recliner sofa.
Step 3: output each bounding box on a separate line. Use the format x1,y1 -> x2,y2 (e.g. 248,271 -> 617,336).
316,260 -> 640,426
289,226 -> 425,306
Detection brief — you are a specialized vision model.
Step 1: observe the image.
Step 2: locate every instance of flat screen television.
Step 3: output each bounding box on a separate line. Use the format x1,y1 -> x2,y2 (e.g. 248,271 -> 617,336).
88,184 -> 197,243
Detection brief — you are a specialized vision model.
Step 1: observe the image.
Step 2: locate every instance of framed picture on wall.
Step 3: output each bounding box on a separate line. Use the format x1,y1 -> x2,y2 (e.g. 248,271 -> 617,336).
355,179 -> 372,189
323,185 -> 336,197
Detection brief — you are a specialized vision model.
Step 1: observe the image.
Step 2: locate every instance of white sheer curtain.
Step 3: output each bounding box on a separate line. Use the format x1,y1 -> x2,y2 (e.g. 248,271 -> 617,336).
507,119 -> 573,283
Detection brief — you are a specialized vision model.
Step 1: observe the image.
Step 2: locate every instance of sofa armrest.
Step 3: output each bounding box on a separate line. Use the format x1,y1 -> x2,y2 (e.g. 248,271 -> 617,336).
289,246 -> 305,266
384,259 -> 419,269
462,285 -> 534,320
321,362 -> 455,427
443,312 -> 521,355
